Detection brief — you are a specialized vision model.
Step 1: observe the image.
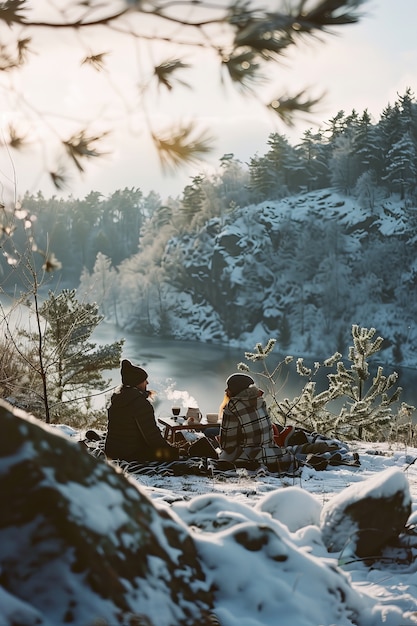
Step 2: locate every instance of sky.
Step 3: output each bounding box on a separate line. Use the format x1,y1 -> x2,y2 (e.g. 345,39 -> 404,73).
1,0 -> 417,201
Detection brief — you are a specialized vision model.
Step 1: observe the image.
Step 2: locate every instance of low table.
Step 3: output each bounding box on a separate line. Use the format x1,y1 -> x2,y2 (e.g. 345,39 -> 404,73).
158,416 -> 219,444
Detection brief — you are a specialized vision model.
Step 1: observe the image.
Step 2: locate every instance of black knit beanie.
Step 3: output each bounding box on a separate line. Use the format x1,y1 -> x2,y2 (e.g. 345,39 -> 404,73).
226,373 -> 255,396
121,359 -> 148,386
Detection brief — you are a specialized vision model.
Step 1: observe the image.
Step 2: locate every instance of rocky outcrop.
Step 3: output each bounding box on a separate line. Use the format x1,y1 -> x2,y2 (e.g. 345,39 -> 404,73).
0,399 -> 214,626
320,467 -> 411,558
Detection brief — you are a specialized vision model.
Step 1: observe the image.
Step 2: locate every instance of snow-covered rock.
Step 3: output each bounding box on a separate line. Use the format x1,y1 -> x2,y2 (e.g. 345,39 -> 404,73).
0,399 -> 214,626
320,467 -> 411,557
254,486 -> 322,531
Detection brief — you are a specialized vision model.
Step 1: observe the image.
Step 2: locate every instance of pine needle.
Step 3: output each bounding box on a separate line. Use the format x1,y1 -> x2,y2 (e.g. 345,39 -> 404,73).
152,123 -> 214,172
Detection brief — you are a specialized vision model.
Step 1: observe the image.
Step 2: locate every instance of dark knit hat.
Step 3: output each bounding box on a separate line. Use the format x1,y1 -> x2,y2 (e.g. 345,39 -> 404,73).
226,373 -> 255,396
121,359 -> 148,386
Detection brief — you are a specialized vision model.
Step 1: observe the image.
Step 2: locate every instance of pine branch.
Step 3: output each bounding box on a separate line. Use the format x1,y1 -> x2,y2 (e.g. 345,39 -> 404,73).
152,123 -> 214,172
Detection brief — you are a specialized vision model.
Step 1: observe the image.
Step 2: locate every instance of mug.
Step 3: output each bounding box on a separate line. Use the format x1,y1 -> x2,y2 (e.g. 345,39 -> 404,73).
206,413 -> 219,424
186,407 -> 202,423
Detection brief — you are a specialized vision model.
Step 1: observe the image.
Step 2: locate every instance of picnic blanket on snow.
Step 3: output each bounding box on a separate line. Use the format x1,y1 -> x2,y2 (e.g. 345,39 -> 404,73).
82,431 -> 360,477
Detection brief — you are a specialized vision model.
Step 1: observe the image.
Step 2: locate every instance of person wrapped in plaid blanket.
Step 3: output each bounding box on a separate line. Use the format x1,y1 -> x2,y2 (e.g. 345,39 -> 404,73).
218,373 -> 351,473
219,374 -> 299,473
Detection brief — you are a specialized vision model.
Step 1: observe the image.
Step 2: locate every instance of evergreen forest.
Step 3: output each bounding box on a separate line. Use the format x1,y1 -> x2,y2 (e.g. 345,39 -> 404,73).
2,88 -> 417,368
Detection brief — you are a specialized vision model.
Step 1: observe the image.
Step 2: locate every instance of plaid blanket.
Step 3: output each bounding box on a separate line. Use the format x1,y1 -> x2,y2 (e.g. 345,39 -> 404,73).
82,435 -> 359,477
108,457 -> 299,478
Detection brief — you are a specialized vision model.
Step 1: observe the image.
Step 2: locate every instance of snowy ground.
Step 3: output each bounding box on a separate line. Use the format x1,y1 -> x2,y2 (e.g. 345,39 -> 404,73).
125,440 -> 417,512
81,433 -> 417,626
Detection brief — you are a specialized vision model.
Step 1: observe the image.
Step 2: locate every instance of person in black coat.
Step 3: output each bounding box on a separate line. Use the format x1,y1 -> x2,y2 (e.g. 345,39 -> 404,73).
104,359 -> 179,463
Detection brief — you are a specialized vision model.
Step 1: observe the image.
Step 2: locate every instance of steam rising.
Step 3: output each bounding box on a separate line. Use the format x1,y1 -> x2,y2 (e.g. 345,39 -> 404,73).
166,385 -> 199,409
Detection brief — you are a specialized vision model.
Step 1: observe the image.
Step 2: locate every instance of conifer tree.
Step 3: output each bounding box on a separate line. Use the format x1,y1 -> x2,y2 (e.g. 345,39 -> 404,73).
265,133 -> 299,193
329,325 -> 403,439
330,133 -> 356,194
352,109 -> 378,176
296,129 -> 327,191
385,131 -> 417,199
22,289 -> 124,423
248,154 -> 274,201
180,175 -> 205,225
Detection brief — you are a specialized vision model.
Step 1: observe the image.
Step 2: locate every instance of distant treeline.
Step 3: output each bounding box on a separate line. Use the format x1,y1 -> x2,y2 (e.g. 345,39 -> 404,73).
2,87 -> 417,291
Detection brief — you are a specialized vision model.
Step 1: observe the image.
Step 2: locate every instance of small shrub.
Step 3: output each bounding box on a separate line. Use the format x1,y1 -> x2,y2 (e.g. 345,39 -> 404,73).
238,324 -> 415,441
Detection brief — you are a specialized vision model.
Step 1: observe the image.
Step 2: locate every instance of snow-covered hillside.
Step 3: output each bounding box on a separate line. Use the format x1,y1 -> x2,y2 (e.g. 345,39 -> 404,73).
99,189 -> 417,369
173,190 -> 415,358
